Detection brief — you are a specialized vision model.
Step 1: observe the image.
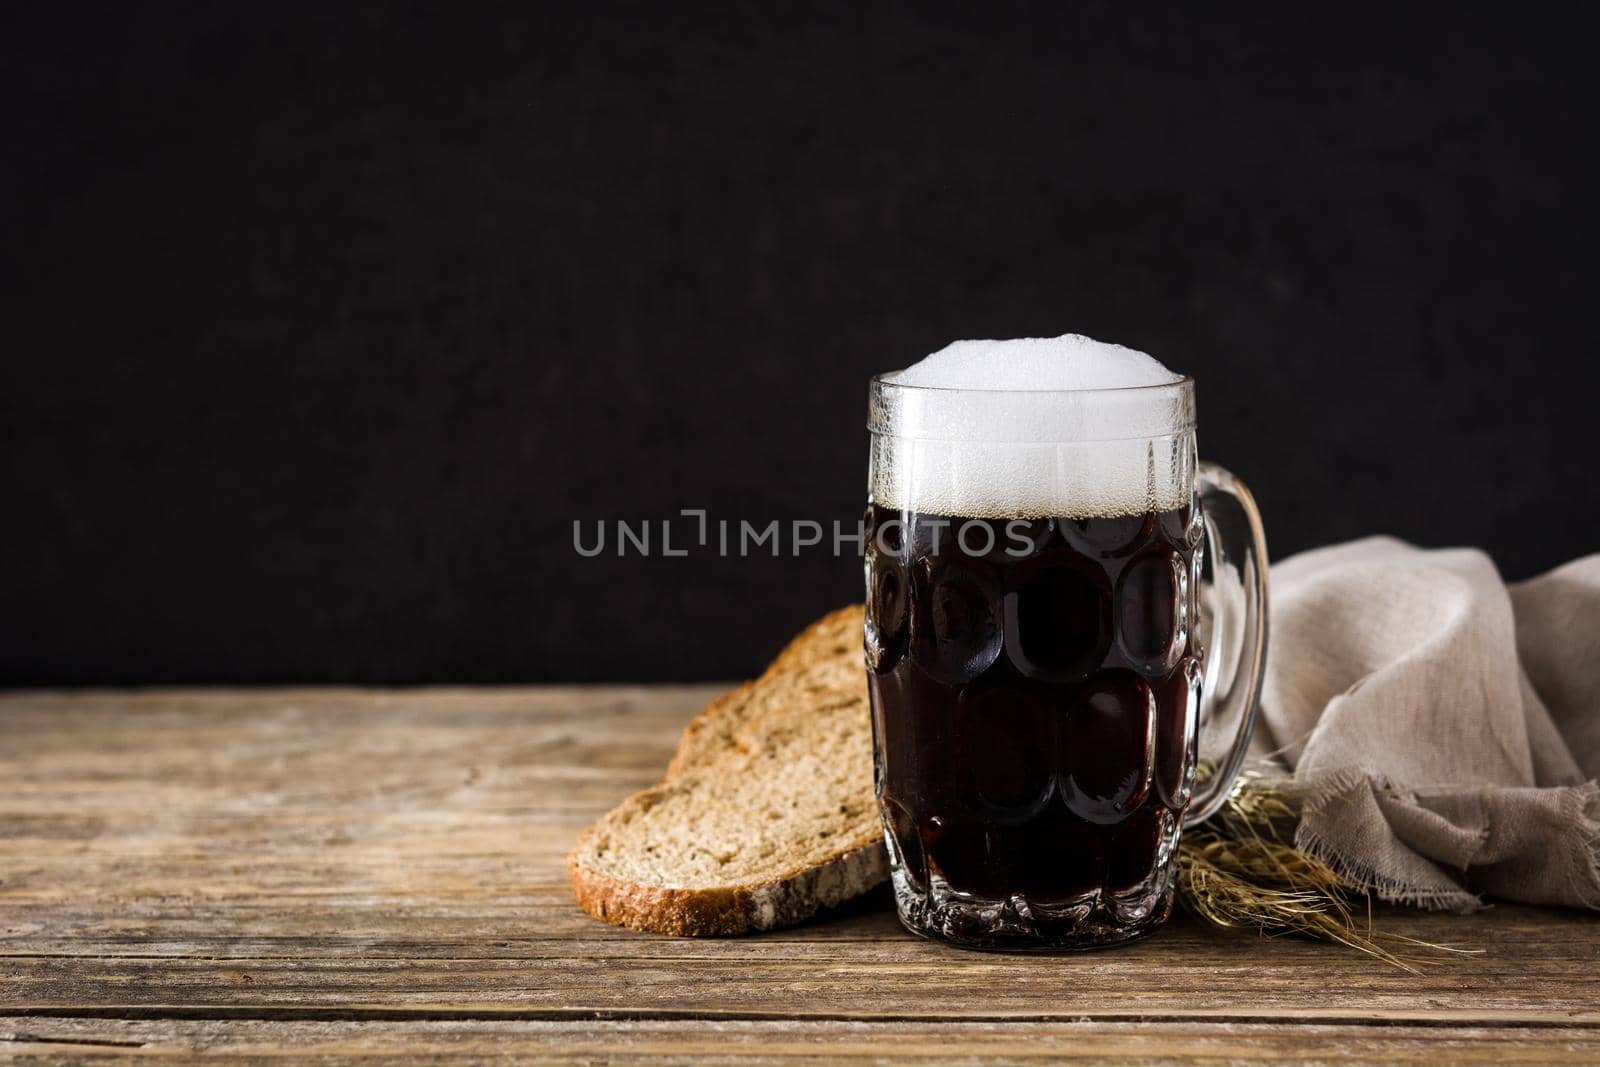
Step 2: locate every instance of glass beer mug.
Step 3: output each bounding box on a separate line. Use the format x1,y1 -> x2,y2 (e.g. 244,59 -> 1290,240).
864,364 -> 1268,950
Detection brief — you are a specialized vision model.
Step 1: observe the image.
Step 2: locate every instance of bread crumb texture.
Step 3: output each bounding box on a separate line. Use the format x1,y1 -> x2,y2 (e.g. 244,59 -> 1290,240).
568,606 -> 888,935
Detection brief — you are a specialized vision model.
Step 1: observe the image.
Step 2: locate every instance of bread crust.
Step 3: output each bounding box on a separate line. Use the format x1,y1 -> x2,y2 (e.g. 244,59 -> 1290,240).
569,604 -> 886,936
567,832 -> 887,936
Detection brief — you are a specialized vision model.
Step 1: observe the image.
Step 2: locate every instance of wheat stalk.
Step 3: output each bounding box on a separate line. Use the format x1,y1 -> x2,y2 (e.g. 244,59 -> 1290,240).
1176,772 -> 1473,971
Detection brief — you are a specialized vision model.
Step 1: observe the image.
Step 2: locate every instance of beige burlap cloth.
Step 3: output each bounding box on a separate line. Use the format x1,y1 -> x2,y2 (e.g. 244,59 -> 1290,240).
1251,537 -> 1600,911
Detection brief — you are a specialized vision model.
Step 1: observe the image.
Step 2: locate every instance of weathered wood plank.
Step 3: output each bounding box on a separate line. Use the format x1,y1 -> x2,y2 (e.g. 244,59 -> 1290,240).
5,1017 -> 1600,1063
4,927 -> 1598,1024
3,686 -> 1599,1061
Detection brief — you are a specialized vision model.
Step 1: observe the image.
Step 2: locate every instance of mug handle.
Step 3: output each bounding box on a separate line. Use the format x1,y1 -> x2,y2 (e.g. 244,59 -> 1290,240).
1184,461 -> 1270,826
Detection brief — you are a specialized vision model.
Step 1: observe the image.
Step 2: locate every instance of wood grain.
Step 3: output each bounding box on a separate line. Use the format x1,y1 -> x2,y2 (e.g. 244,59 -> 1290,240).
6,1018 -> 1600,1063
2,687 -> 1598,1061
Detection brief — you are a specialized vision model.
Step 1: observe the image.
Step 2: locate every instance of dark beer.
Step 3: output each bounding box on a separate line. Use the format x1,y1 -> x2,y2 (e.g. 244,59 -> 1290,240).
865,501 -> 1203,948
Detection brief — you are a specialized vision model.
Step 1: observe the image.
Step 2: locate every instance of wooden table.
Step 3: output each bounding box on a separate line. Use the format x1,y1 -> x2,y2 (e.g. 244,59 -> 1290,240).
2,687 -> 1597,1062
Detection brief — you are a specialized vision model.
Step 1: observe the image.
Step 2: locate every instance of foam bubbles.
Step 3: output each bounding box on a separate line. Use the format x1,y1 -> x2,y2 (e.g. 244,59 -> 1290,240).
869,334 -> 1195,519
888,335 -> 1181,393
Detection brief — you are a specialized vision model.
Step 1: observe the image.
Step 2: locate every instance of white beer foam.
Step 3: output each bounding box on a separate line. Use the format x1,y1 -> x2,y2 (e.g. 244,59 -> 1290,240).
890,335 -> 1180,393
870,335 -> 1195,519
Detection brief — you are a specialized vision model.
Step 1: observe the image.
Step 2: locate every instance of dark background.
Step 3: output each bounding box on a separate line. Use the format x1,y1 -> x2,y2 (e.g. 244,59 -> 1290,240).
4,3 -> 1595,685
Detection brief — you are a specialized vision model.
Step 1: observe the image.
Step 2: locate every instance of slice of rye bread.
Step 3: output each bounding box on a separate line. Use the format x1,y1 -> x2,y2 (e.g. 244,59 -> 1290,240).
666,605 -> 866,777
568,605 -> 888,935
